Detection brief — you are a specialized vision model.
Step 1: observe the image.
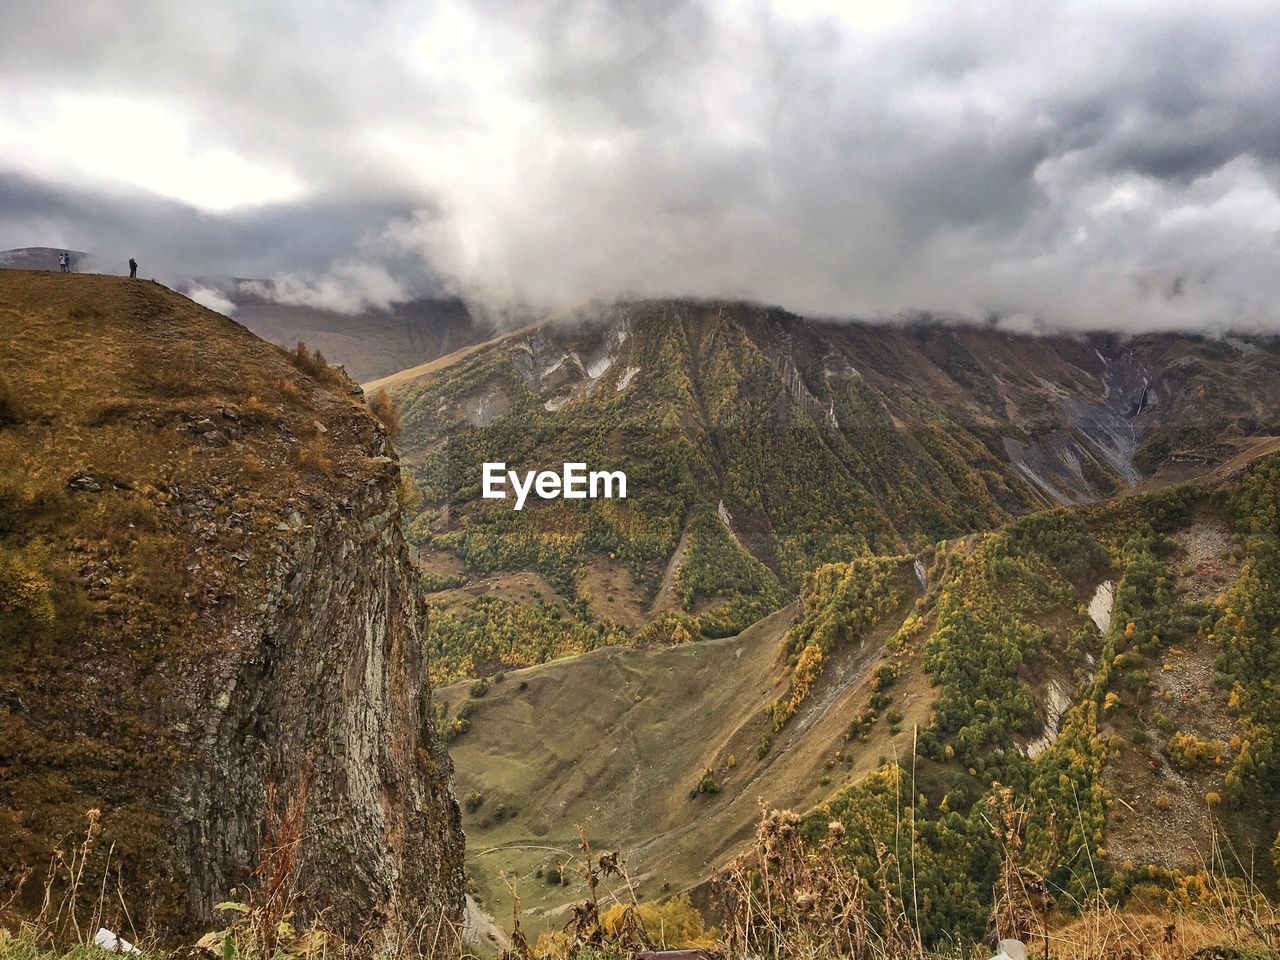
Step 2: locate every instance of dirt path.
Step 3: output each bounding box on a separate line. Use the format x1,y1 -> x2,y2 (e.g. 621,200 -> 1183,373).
463,894 -> 512,952
651,527 -> 690,613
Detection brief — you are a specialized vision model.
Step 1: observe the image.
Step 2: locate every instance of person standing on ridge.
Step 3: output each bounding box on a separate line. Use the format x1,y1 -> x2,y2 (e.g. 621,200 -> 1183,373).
59,253 -> 69,273
128,258 -> 137,278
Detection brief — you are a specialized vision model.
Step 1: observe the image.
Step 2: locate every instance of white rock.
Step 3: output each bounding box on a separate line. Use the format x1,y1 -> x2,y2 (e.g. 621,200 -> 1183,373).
991,939 -> 1027,960
94,928 -> 141,955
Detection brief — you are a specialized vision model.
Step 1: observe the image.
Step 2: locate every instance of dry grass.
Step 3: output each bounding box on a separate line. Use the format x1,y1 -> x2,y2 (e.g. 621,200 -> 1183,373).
3,800 -> 1276,960
0,374 -> 20,426
369,389 -> 402,443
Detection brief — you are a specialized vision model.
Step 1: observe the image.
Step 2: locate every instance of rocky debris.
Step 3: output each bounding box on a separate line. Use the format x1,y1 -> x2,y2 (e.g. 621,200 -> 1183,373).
1025,680 -> 1072,758
67,470 -> 102,492
174,410 -> 246,446
1089,580 -> 1115,634
913,558 -> 928,591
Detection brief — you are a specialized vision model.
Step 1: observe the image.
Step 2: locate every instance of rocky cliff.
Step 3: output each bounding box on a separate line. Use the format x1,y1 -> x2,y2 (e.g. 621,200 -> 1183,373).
0,271 -> 463,939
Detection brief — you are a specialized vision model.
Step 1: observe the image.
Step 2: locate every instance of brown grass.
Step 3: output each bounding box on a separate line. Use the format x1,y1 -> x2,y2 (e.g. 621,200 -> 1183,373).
0,375 -> 20,426
368,389 -> 402,443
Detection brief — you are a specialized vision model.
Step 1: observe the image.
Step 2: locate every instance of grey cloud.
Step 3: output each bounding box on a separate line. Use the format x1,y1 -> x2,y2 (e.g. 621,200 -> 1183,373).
0,170 -> 429,281
2,0 -> 1279,331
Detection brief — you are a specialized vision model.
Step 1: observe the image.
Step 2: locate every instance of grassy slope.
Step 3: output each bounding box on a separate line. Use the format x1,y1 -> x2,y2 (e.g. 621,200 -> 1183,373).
437,565 -> 926,934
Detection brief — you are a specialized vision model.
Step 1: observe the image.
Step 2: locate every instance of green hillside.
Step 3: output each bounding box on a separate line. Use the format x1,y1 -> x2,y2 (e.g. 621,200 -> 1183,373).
435,448 -> 1280,944
385,300 -> 1280,683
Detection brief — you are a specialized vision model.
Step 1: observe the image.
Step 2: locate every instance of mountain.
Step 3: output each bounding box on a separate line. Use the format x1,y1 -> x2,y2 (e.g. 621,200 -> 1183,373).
0,248 -> 495,383
225,289 -> 493,384
380,299 -> 1280,682
0,271 -> 464,938
0,247 -> 90,272
370,296 -> 1280,942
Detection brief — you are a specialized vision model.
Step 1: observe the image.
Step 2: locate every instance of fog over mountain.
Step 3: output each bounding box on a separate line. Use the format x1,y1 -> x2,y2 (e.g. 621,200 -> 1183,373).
3,0 -> 1279,331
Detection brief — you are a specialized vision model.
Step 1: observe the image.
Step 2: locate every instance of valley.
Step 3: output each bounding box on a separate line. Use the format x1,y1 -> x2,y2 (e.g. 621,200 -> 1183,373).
9,7 -> 1280,959
4,272 -> 1280,957
344,297 -> 1280,944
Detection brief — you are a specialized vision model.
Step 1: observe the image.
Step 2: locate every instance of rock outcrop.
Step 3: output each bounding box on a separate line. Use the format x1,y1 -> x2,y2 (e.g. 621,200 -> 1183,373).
0,271 -> 463,940
182,458 -> 465,938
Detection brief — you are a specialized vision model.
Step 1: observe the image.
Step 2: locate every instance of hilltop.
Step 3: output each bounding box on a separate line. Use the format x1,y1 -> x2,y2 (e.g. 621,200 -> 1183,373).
0,247 -> 495,383
0,271 -> 464,938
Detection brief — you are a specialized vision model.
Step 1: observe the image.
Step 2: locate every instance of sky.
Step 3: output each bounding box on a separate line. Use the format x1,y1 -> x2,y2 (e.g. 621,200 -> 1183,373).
2,0 -> 1280,332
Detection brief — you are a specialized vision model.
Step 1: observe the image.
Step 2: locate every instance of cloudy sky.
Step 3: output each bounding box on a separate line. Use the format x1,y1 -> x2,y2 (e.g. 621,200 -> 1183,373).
3,0 -> 1279,331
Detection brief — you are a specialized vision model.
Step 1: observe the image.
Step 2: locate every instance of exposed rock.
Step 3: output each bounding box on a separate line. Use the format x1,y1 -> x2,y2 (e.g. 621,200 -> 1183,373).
1025,680 -> 1072,759
1089,580 -> 1115,635
184,478 -> 464,939
67,470 -> 102,492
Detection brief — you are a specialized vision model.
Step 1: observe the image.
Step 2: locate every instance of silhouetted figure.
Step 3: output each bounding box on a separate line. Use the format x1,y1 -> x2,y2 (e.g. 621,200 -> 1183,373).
59,252 -> 69,273
129,258 -> 137,279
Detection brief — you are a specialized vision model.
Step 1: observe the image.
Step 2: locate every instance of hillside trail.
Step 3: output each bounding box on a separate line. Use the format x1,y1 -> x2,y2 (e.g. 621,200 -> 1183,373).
463,895 -> 512,952
605,652 -> 645,835
651,527 -> 690,612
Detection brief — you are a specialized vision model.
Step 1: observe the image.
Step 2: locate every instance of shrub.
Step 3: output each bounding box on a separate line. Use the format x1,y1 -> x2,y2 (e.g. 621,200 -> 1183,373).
368,389 -> 402,442
289,341 -> 344,387
295,443 -> 334,477
279,378 -> 305,404
601,893 -> 718,950
1167,731 -> 1224,770
691,768 -> 721,798
463,790 -> 485,813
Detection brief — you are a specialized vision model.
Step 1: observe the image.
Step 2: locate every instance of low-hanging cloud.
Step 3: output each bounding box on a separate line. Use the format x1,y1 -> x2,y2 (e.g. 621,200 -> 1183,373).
238,260 -> 409,314
3,0 -> 1280,332
184,283 -> 237,316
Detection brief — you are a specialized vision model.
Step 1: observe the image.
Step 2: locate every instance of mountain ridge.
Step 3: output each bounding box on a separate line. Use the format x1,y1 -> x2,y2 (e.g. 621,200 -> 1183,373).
378,298 -> 1280,681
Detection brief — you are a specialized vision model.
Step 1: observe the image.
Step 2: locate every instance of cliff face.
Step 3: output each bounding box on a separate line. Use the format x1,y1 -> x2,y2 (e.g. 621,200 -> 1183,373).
0,271 -> 463,938
184,461 -> 464,936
